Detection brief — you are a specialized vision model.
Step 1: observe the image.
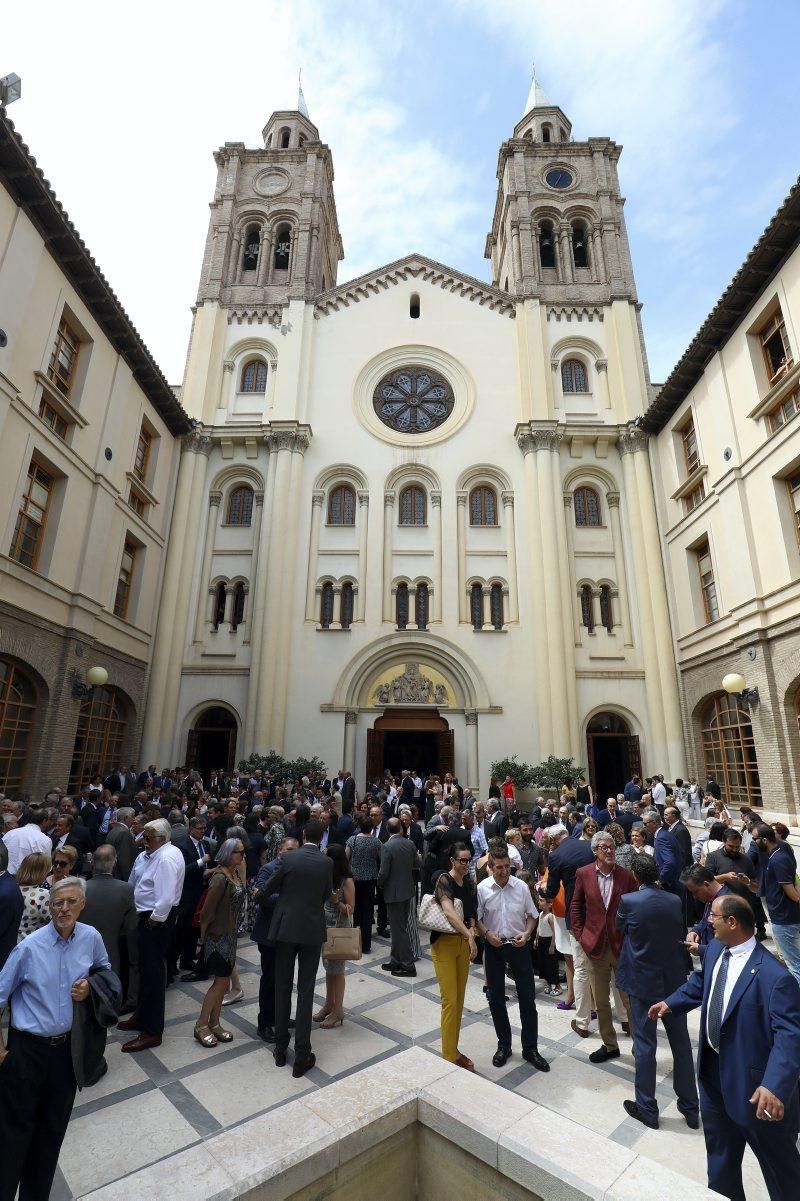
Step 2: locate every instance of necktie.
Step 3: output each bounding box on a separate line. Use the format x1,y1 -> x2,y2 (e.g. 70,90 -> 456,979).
706,948 -> 731,1051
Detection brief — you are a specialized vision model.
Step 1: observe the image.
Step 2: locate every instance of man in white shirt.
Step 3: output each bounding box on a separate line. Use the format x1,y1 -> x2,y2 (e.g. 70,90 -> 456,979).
3,808 -> 54,875
118,819 -> 185,1052
477,845 -> 549,1073
651,776 -> 667,813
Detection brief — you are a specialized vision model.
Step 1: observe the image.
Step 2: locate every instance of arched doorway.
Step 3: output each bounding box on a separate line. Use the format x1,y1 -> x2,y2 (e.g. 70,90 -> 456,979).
700,693 -> 760,805
367,710 -> 452,786
586,711 -> 640,803
0,656 -> 38,793
69,686 -> 130,791
186,707 -> 237,780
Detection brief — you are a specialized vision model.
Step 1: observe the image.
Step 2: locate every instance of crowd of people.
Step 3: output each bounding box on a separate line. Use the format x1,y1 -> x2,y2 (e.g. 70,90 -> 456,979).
0,763 -> 799,1201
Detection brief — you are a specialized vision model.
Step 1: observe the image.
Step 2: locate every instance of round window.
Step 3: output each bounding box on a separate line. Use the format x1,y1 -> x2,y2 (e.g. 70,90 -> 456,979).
372,366 -> 455,433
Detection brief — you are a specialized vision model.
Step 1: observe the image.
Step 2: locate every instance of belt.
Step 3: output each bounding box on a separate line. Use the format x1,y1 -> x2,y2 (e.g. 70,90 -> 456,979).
13,1028 -> 70,1046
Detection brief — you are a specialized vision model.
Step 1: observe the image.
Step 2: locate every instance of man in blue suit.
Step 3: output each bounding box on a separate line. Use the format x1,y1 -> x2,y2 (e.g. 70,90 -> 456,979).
615,854 -> 699,1129
650,894 -> 800,1201
642,808 -> 681,894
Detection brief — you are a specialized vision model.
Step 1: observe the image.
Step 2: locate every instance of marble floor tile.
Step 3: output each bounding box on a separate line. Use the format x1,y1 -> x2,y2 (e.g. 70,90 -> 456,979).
148,1030 -> 243,1075
183,1043 -> 313,1124
72,1042 -> 151,1106
307,1022 -> 398,1076
341,970 -> 397,1007
513,1052 -> 638,1136
362,992 -> 443,1038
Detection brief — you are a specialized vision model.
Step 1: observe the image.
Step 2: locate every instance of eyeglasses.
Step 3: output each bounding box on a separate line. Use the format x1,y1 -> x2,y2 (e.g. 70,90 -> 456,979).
53,860 -> 70,868
50,898 -> 82,910
454,857 -> 471,865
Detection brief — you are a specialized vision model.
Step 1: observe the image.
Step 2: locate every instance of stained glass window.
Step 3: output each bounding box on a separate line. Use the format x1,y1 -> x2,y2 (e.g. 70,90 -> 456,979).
470,583 -> 484,630
574,486 -> 601,526
328,485 -> 356,526
373,366 -> 454,434
396,583 -> 409,629
416,583 -> 429,630
562,359 -> 588,393
240,360 -> 267,393
320,582 -> 334,629
580,585 -> 594,631
227,486 -> 254,526
340,583 -> 354,630
490,584 -> 504,629
470,486 -> 497,526
399,486 -> 426,526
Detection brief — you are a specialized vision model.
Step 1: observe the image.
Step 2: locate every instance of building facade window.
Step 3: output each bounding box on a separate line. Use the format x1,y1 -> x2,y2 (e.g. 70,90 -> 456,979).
274,225 -> 292,270
68,686 -> 129,793
470,582 -> 484,630
399,485 -> 426,526
0,657 -> 37,794
231,582 -> 246,631
599,585 -> 613,632
768,386 -> 800,433
561,359 -> 587,393
490,583 -> 504,630
320,582 -> 334,629
701,694 -> 761,806
39,398 -> 68,440
396,583 -> 409,629
113,540 -> 137,620
240,359 -> 268,393
328,484 -> 356,526
133,425 -> 153,483
212,582 -> 227,631
10,459 -> 54,570
539,220 -> 555,269
681,417 -> 700,474
242,225 -> 260,271
574,485 -> 601,526
580,584 -> 594,631
415,583 -> 429,630
787,473 -> 800,548
695,540 -> 719,622
684,481 -> 706,514
47,316 -> 81,397
128,490 -> 147,518
469,486 -> 497,526
759,308 -> 793,386
340,582 -> 354,630
227,485 -> 254,526
572,224 -> 589,269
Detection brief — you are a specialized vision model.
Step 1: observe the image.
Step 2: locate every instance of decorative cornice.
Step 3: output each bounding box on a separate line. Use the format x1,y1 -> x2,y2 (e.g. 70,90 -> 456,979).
314,254 -> 517,319
546,305 -> 605,323
266,423 -> 312,454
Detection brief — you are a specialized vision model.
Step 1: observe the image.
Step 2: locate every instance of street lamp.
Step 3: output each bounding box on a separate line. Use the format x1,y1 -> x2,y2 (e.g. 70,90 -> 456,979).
722,672 -> 760,710
71,665 -> 109,699
0,74 -> 22,107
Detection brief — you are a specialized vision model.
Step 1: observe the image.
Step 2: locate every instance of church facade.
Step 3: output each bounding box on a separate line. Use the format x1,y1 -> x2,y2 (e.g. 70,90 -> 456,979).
140,82 -> 685,798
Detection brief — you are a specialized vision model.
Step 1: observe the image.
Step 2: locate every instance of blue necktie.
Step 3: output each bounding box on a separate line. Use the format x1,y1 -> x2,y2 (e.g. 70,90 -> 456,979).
707,948 -> 731,1051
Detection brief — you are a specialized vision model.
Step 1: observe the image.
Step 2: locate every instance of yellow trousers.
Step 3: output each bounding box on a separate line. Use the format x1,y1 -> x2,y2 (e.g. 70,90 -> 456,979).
430,933 -> 470,1062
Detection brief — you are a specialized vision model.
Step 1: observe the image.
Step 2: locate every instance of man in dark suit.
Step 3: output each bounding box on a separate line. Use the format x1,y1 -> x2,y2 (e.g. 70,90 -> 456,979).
485,800 -> 509,839
105,808 -> 139,881
103,766 -> 127,794
368,802 -> 391,935
651,894 -> 800,1201
174,817 -> 213,981
544,824 -> 594,1032
51,813 -> 93,871
252,836 -> 298,1042
642,808 -> 681,894
615,854 -> 699,1129
82,845 -> 139,1012
664,806 -> 692,868
340,772 -> 356,805
377,818 -> 421,977
682,865 -> 731,959
266,819 -> 333,1077
0,842 -> 23,971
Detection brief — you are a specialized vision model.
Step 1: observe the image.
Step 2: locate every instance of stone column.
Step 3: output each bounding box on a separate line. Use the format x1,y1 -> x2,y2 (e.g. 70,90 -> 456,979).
244,486 -> 274,749
243,492 -> 264,646
465,711 -> 479,790
562,494 -> 582,644
511,224 -> 523,290
383,492 -> 395,623
222,585 -> 235,625
606,492 -> 633,646
431,491 -> 442,622
502,492 -> 519,622
218,361 -> 235,416
257,229 -> 272,287
591,588 -> 602,631
194,491 -> 222,641
591,224 -> 606,282
481,585 -> 491,628
456,491 -> 468,622
357,490 -> 369,621
305,490 -> 325,621
516,428 -> 553,752
546,433 -> 580,759
596,359 -> 612,409
518,218 -> 537,290
558,223 -> 574,284
343,710 -> 358,774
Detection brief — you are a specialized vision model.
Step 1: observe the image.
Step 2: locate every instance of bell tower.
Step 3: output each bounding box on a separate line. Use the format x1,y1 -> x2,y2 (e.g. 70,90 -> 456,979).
485,72 -> 637,304
195,88 -> 343,310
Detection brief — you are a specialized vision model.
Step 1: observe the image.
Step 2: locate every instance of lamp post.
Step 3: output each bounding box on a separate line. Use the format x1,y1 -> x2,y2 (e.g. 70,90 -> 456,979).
722,672 -> 760,710
71,665 -> 109,699
0,74 -> 22,106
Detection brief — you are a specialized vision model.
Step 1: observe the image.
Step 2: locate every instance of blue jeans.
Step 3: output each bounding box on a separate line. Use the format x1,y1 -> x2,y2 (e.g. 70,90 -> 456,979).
770,922 -> 800,987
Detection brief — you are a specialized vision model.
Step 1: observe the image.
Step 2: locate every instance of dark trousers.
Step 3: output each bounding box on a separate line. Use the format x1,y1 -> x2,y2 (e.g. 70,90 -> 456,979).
135,909 -> 176,1036
629,994 -> 698,1124
173,906 -> 200,970
376,884 -> 388,932
700,1048 -> 800,1201
274,941 -> 321,1061
386,899 -> 414,969
0,1028 -> 77,1201
258,942 -> 276,1029
484,942 -> 539,1052
354,879 -> 376,952
533,936 -> 560,986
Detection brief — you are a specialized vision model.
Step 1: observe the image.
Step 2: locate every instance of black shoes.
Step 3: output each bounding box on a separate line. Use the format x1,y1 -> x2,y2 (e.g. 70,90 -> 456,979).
258,1025 -> 276,1043
391,967 -> 417,977
274,1049 -> 287,1067
292,1053 -> 316,1078
492,1046 -> 511,1067
589,1045 -> 621,1064
623,1100 -> 658,1129
376,928 -> 389,938
522,1049 -> 550,1072
381,963 -> 395,971
683,1111 -> 700,1130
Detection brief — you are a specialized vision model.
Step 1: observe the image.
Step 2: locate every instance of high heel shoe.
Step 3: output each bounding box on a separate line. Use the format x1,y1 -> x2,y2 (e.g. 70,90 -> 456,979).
320,1012 -> 344,1029
313,1007 -> 332,1023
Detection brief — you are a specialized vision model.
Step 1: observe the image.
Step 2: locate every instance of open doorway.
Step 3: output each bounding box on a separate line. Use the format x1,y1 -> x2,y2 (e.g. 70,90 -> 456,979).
186,706 -> 237,780
366,709 -> 453,789
586,712 -> 640,803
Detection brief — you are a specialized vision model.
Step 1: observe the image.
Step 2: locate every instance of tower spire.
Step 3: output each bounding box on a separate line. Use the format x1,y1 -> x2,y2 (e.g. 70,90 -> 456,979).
297,69 -> 310,119
524,63 -> 552,115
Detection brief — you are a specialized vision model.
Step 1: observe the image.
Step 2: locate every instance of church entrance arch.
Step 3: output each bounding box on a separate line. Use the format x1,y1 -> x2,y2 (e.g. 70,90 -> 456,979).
367,709 -> 453,786
186,706 -> 238,779
586,711 -> 640,803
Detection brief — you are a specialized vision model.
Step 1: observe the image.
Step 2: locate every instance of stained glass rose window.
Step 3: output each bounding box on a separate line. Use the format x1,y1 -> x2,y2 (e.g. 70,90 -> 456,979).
372,366 -> 455,433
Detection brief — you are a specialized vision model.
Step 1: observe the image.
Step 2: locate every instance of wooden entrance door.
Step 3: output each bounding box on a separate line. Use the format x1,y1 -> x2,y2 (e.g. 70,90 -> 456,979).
366,709 -> 452,788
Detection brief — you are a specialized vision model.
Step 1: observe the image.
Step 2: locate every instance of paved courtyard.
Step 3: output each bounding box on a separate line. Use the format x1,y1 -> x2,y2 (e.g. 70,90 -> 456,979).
51,933 -> 770,1200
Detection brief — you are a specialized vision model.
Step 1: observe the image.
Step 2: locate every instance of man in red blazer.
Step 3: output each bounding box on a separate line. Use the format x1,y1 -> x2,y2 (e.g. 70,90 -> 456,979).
571,830 -> 637,1064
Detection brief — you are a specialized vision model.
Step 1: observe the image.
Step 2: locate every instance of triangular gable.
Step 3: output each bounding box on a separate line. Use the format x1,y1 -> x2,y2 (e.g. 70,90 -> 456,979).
314,254 -> 516,318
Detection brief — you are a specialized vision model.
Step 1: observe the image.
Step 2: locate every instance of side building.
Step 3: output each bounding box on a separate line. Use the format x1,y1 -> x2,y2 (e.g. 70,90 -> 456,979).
646,178 -> 800,816
0,111 -> 191,798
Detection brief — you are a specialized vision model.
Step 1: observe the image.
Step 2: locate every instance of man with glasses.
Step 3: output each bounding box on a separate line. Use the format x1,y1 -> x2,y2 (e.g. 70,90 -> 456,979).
0,875 -> 110,1201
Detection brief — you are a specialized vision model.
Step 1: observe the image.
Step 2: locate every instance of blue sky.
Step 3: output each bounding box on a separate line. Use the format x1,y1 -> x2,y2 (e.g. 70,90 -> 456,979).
5,0 -> 800,382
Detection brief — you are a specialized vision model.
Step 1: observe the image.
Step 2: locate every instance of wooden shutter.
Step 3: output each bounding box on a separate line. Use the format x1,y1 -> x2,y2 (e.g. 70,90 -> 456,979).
437,730 -> 455,777
627,735 -> 641,778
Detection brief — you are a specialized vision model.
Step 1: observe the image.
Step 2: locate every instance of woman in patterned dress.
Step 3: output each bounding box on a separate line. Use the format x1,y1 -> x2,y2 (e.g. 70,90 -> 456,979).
194,839 -> 247,1047
16,853 -> 52,942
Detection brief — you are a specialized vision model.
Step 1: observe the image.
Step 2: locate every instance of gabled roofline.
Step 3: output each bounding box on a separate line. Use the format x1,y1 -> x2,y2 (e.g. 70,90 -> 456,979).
643,175 -> 800,433
0,109 -> 191,435
314,254 -> 516,317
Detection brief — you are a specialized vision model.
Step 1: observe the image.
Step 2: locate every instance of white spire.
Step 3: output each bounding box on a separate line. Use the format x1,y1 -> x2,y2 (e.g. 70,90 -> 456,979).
524,63 -> 552,114
298,69 -> 310,119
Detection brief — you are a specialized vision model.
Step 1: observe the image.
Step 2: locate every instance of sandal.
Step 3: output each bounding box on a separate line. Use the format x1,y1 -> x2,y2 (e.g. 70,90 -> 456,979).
210,1025 -> 234,1042
194,1025 -> 218,1047
313,1007 -> 332,1023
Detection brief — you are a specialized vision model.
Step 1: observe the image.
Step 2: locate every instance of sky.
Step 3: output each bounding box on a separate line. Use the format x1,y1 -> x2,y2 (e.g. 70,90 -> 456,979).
5,0 -> 800,384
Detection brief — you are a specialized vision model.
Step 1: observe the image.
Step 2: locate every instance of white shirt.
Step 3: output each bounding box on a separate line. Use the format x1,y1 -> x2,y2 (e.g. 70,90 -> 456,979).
651,782 -> 666,806
129,841 -> 185,921
477,874 -> 537,939
4,824 -> 52,875
706,936 -> 757,1049
507,844 -> 523,870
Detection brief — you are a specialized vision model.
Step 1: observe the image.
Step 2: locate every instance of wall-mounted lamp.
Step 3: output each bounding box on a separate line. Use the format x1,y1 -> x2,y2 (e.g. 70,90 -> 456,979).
722,672 -> 760,709
71,665 -> 109,699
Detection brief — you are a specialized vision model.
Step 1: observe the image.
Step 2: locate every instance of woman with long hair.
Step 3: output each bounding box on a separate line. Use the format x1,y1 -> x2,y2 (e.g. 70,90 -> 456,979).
429,842 -> 477,1070
194,838 -> 247,1047
16,853 -> 52,942
314,844 -> 356,1028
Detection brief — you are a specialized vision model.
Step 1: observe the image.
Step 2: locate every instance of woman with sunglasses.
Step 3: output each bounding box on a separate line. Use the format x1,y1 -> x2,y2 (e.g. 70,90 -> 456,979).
45,844 -> 78,888
429,842 -> 477,1071
194,839 -> 246,1047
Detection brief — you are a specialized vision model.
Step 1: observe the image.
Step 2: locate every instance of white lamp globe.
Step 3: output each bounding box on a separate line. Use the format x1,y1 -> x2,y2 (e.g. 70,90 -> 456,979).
86,666 -> 109,687
722,673 -> 746,695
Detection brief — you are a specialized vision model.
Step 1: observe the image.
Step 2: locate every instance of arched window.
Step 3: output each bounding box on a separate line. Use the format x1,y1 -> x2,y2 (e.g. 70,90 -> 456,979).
470,486 -> 497,526
240,359 -> 267,393
572,223 -> 589,270
416,583 -> 429,630
68,686 -> 129,793
470,582 -> 484,630
562,359 -> 588,393
396,583 -> 409,630
490,583 -> 504,630
274,225 -> 292,270
242,224 -> 260,272
701,694 -> 761,805
231,583 -> 246,632
328,484 -> 356,526
212,582 -> 227,631
0,657 -> 37,793
340,582 -> 354,630
399,485 -> 426,526
599,585 -> 613,632
542,123 -> 552,143
574,486 -> 601,527
539,220 -> 555,269
410,293 -> 420,319
227,486 -> 254,526
279,128 -> 291,148
320,582 -> 334,629
580,585 -> 595,632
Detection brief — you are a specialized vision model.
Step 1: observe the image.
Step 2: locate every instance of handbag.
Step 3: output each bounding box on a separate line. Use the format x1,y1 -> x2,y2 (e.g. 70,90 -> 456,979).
322,908 -> 362,961
418,891 -> 464,934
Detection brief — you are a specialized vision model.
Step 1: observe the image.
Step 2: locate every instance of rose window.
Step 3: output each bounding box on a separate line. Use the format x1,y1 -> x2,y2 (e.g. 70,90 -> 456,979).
372,366 -> 455,433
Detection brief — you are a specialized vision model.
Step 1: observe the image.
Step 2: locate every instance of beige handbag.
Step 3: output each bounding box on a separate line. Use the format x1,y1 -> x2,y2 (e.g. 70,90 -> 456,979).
322,907 -> 362,961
